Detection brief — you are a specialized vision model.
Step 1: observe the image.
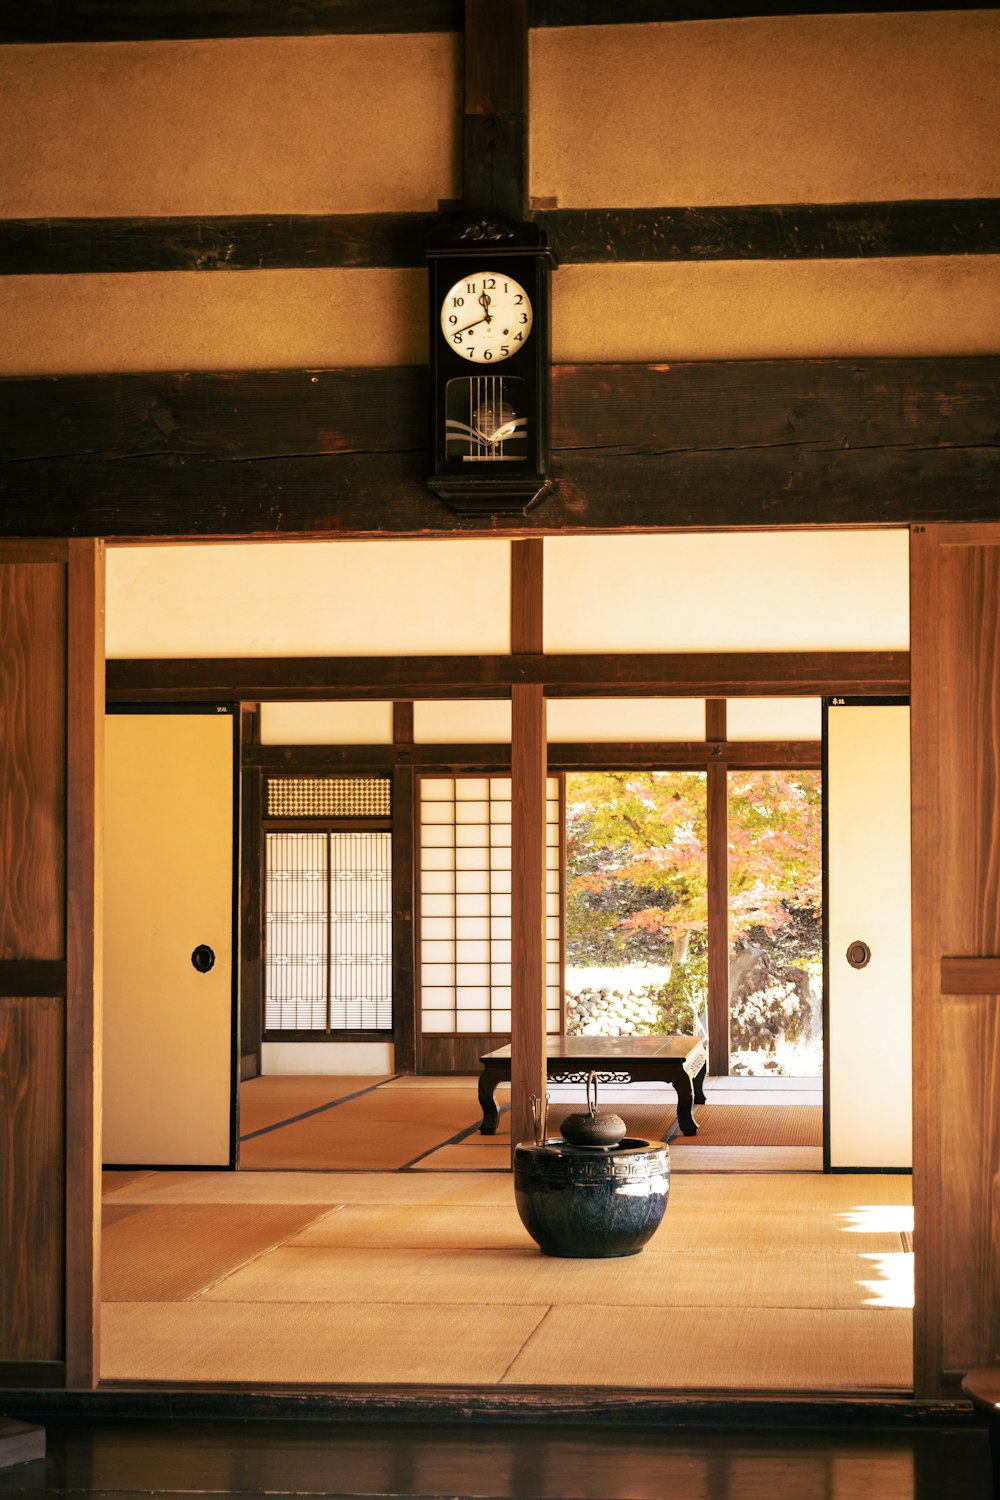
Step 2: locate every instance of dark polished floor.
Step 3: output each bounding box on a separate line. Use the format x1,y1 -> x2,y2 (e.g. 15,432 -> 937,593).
0,1417 -> 993,1500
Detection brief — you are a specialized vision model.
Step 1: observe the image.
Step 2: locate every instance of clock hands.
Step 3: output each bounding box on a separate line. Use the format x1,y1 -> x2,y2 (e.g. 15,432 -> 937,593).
452,291 -> 493,336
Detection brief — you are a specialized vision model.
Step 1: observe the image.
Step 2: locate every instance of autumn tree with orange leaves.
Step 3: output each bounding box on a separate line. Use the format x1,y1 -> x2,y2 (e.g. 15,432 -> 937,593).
565,769 -> 822,973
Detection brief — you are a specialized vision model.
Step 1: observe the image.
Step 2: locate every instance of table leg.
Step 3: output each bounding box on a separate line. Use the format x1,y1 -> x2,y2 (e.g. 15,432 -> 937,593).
478,1067 -> 501,1135
693,1059 -> 708,1105
673,1071 -> 699,1136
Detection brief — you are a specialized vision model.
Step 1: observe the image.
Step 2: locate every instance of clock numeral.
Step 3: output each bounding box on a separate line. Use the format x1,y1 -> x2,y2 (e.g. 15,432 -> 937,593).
514,332 -> 523,342
448,315 -> 458,326
519,314 -> 528,324
452,296 -> 465,307
483,349 -> 493,361
483,277 -> 496,289
466,283 -> 476,293
452,333 -> 463,345
500,346 -> 509,357
513,294 -> 523,305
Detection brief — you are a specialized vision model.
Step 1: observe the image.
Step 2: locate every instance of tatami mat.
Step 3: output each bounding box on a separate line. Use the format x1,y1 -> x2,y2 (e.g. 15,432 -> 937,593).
674,1104 -> 822,1146
237,1074 -> 823,1174
99,1167 -> 913,1390
240,1085 -> 486,1171
102,1203 -> 330,1302
292,1201 -> 532,1252
102,1169 -> 156,1197
500,1304 -> 912,1391
102,1167 -> 514,1207
101,1299 -> 549,1385
241,1074 -> 393,1105
669,1145 -> 825,1171
197,1242 -> 907,1313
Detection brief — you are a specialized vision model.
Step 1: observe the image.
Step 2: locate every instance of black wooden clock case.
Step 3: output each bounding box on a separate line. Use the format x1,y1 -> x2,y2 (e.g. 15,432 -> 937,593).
426,216 -> 555,514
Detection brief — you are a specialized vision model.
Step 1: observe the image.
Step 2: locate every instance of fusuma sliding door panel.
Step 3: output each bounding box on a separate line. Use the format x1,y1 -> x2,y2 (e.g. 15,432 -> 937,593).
825,702 -> 912,1169
103,710 -> 235,1167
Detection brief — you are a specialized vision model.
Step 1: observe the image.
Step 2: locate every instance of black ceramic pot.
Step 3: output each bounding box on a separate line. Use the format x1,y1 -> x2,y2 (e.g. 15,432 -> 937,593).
513,1136 -> 670,1258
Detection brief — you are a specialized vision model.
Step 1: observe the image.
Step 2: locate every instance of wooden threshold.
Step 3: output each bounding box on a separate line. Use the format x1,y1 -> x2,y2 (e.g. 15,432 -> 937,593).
0,1384 -> 954,1428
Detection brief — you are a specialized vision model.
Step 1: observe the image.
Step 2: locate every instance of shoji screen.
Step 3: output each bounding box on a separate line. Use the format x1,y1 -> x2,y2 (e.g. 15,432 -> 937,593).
419,776 -> 562,1035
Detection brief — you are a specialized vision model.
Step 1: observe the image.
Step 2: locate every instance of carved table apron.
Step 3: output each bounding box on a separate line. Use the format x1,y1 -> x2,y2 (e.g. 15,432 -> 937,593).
478,1035 -> 708,1136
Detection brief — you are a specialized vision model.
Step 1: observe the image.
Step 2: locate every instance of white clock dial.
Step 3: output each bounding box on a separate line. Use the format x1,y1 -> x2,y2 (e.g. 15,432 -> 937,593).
440,271 -> 533,363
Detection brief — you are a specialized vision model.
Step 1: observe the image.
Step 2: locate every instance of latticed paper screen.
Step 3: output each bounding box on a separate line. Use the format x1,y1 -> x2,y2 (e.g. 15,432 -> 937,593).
418,776 -> 561,1035
266,777 -> 391,819
265,831 -> 392,1031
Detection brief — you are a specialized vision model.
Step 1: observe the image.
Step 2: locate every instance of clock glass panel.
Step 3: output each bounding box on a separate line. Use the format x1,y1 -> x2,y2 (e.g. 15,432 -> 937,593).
445,376 -> 528,461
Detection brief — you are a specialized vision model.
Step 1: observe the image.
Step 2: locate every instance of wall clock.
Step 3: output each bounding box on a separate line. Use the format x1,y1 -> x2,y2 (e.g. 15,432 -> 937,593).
426,217 -> 555,514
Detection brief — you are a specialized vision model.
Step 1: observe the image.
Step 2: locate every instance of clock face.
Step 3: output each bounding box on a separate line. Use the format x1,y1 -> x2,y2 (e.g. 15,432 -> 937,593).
440,271 -> 533,363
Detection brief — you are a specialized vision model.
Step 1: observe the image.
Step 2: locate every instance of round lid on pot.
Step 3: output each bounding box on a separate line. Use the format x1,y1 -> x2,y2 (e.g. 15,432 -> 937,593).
558,1070 -> 627,1148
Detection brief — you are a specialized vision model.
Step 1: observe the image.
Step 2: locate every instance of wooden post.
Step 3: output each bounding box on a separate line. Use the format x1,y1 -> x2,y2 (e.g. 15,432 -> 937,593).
510,541 -> 547,1155
706,701 -> 729,1077
392,700 -> 417,1074
64,539 -> 104,1388
908,524 -> 944,1396
510,683 -> 547,1158
463,0 -> 529,221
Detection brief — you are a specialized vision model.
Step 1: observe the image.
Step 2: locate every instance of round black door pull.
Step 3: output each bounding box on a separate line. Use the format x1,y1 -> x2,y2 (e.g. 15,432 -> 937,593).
191,944 -> 216,974
846,940 -> 872,970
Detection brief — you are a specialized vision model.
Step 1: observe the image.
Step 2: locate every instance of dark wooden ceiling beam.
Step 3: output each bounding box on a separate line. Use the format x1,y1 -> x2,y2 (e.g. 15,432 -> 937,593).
5,359 -> 992,463
2,358 -> 995,537
248,740 -> 823,771
1,0 -> 988,43
107,650 -> 908,702
3,200 -> 996,275
10,444 -> 993,535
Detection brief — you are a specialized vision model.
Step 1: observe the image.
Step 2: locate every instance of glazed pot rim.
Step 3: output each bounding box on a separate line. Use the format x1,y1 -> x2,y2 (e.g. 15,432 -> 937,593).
515,1135 -> 668,1157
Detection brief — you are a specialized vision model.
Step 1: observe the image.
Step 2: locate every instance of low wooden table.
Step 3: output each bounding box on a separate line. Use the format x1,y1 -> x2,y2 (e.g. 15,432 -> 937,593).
478,1034 -> 708,1137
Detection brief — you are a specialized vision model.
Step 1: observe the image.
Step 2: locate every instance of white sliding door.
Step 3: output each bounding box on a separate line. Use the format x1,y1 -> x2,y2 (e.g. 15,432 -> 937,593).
103,710 -> 235,1167
826,702 -> 912,1169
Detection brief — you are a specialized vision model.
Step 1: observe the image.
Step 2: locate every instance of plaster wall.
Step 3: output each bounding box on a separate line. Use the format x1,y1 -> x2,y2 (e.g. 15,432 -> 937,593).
1,14 -> 998,376
254,698 -> 822,745
531,13 -> 1000,206
2,16 -> 995,219
3,256 -> 998,374
727,698 -> 822,742
0,35 -> 460,217
544,532 -> 909,653
106,539 -> 511,657
107,530 -> 907,659
259,701 -> 395,745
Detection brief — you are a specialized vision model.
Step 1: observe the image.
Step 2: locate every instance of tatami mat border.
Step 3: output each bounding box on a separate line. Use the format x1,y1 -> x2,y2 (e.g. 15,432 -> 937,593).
400,1103 -> 513,1170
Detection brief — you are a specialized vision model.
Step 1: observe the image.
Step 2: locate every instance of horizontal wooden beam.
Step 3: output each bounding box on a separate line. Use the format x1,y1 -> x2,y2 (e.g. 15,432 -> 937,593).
0,214 -> 437,275
249,741 -> 823,771
108,651 -> 907,701
0,0 -> 987,42
1,359 -> 996,538
3,200 -> 997,274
